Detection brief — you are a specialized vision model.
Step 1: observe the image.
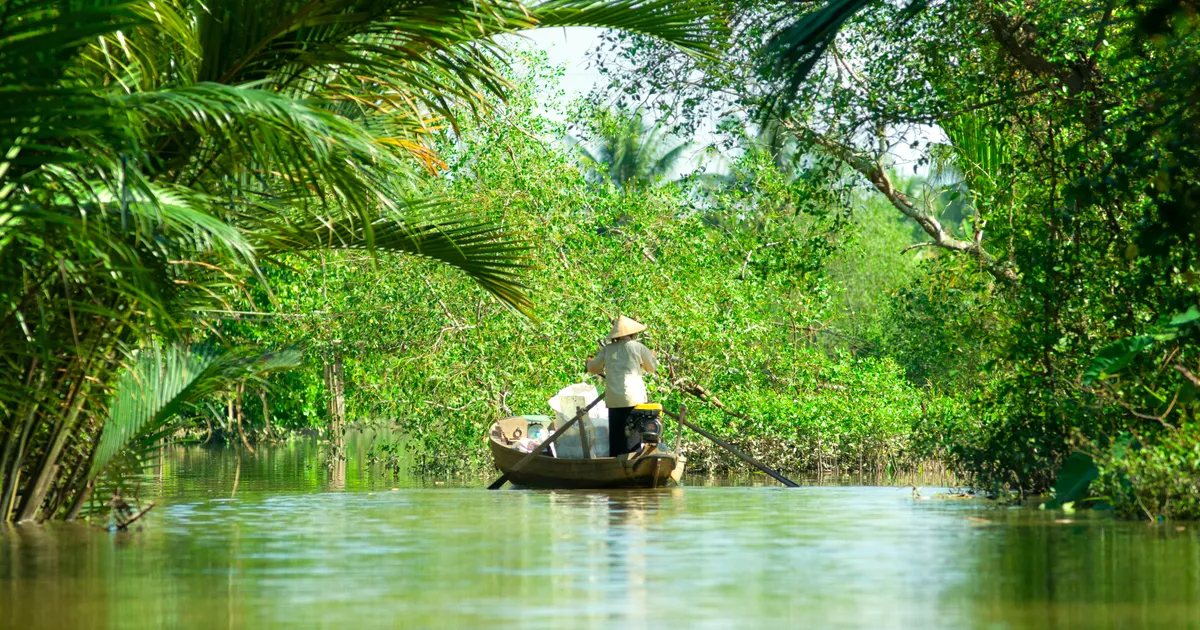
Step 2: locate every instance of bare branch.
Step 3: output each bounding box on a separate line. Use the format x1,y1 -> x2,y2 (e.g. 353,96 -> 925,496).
784,122 -> 1019,284
902,241 -> 938,254
1175,364 -> 1200,389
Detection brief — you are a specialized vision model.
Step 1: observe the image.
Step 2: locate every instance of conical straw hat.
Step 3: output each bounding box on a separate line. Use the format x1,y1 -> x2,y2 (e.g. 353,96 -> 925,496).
607,315 -> 647,340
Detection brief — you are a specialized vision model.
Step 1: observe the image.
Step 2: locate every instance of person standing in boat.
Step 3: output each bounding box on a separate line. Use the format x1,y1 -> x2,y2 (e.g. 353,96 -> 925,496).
586,316 -> 658,456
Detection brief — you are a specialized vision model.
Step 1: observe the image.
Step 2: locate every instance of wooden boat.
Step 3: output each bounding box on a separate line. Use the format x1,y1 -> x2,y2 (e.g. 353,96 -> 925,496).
489,416 -> 685,489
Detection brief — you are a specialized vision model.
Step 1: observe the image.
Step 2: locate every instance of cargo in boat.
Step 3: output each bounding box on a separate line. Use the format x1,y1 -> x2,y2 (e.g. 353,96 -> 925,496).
488,415 -> 685,489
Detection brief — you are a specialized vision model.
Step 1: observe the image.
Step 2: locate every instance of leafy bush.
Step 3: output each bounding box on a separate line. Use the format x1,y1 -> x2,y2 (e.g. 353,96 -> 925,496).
1093,426 -> 1200,521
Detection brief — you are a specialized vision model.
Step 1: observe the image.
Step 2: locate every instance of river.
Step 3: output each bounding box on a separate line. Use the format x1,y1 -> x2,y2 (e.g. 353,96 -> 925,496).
2,439 -> 1198,629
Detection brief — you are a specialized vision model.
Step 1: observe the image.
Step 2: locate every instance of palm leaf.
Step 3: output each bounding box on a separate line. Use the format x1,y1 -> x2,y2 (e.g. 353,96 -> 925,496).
91,343 -> 302,476
760,0 -> 874,119
532,0 -> 718,58
0,1 -> 144,179
571,109 -> 693,188
254,205 -> 534,314
649,141 -> 690,178
939,112 -> 1013,198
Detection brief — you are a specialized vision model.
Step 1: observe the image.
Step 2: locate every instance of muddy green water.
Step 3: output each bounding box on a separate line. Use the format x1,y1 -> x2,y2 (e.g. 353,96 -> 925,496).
2,440 -> 1199,629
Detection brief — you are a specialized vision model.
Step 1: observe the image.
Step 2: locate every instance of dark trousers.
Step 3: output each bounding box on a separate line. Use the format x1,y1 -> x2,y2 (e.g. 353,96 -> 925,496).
608,406 -> 635,456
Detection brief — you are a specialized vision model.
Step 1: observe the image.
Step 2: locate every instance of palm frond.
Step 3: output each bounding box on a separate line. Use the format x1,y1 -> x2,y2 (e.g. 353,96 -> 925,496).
254,204 -> 534,314
760,0 -> 874,119
91,343 -> 302,476
573,109 -> 692,188
0,1 -> 143,85
531,0 -> 718,58
123,82 -> 433,237
649,141 -> 690,178
188,0 -> 527,131
939,112 -> 1013,198
0,1 -> 144,178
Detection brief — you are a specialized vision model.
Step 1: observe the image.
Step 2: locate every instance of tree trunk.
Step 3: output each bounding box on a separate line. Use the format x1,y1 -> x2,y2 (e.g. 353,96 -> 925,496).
324,355 -> 346,485
226,393 -> 235,436
260,388 -> 271,439
1,371 -> 48,522
0,362 -> 44,522
325,355 -> 346,438
17,380 -> 89,522
62,424 -> 102,522
47,444 -> 89,520
235,382 -> 254,454
65,479 -> 94,522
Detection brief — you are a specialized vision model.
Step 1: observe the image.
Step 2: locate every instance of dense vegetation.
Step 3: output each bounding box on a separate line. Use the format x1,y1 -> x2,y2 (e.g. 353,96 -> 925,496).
594,0 -> 1200,517
0,0 -> 711,522
3,0 -> 1197,522
219,64 -> 960,479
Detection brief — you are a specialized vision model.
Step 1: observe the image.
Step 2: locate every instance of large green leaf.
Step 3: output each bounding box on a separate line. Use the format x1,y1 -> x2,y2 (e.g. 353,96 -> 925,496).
1082,306 -> 1200,385
1042,452 -> 1099,510
1081,335 -> 1154,385
1167,305 -> 1200,328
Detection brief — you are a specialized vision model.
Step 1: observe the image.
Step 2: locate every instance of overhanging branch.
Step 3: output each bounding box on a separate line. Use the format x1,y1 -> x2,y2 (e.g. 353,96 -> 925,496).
786,122 -> 1019,284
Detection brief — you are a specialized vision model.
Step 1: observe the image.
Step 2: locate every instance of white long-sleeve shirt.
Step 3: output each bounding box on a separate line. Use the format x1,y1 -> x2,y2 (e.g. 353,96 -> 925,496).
586,339 -> 658,408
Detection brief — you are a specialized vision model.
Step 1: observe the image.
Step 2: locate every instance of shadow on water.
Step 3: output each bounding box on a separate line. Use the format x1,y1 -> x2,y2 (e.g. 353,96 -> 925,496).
2,440 -> 1199,629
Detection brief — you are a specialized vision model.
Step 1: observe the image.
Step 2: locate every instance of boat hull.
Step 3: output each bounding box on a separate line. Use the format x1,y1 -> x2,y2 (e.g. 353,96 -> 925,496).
489,417 -> 684,489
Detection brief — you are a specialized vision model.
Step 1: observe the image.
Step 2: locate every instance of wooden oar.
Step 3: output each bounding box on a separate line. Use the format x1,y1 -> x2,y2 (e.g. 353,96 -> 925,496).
487,393 -> 605,490
663,406 -> 799,488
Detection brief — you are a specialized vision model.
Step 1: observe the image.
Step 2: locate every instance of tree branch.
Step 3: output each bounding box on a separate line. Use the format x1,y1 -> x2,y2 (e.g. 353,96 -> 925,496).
901,241 -> 938,254
1174,364 -> 1200,389
988,11 -> 1104,128
786,123 -> 1019,283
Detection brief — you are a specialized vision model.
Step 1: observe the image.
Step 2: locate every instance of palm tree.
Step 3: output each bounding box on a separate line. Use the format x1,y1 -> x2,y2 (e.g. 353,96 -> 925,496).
572,109 -> 692,189
0,0 -> 715,522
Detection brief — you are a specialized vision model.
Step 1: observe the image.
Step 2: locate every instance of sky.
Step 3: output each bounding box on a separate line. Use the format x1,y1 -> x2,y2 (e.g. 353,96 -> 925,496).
508,27 -> 935,175
509,27 -> 726,176
514,27 -> 608,104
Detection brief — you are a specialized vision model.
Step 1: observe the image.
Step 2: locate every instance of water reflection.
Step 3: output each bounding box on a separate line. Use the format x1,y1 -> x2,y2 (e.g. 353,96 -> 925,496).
961,510 -> 1200,629
0,442 -> 1198,629
541,489 -> 684,624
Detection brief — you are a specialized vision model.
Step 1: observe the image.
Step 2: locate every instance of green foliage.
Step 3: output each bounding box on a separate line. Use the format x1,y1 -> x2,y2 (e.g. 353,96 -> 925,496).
1083,306 -> 1200,385
1092,425 -> 1200,521
589,0 -> 1199,517
571,107 -> 693,189
826,194 -> 921,343
1041,452 -> 1098,510
0,0 -> 716,521
230,66 -> 954,477
13,0 -> 1198,525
